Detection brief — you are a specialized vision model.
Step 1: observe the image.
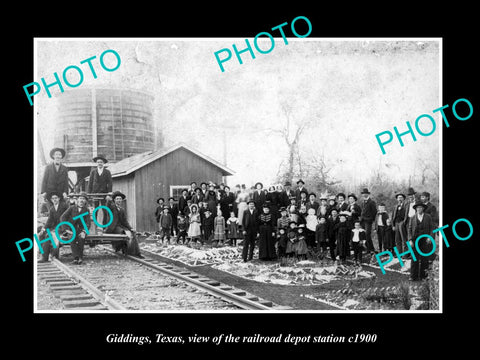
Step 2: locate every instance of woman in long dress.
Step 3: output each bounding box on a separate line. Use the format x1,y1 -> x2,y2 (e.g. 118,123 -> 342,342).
258,204 -> 277,260
236,185 -> 249,230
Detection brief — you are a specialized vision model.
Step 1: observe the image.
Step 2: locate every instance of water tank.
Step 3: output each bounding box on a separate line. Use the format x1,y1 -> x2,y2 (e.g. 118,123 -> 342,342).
54,88 -> 155,163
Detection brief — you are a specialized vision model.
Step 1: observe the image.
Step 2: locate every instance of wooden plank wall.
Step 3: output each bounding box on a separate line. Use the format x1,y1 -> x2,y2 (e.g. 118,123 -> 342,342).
134,147 -> 224,232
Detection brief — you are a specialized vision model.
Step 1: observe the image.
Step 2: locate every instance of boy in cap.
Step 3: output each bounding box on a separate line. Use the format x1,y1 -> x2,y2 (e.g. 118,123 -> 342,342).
158,205 -> 173,245
374,203 -> 389,252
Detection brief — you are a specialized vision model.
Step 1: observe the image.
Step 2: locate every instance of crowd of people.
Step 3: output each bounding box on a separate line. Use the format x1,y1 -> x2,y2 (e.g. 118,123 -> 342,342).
155,180 -> 438,281
39,146 -> 438,281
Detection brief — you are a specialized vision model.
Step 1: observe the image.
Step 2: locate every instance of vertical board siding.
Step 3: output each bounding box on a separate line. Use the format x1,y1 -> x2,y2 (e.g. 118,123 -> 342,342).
114,147 -> 225,232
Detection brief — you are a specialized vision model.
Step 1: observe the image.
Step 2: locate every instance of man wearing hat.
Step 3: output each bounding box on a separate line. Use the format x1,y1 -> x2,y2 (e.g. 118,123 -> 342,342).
407,201 -> 435,281
279,181 -> 294,208
41,147 -> 69,209
38,191 -> 69,262
346,194 -> 361,229
294,179 -> 308,202
158,204 -> 173,244
392,192 -> 407,252
403,187 -> 417,228
306,192 -> 319,213
241,199 -> 259,262
87,154 -> 112,225
252,182 -> 266,211
359,188 -> 377,253
59,192 -> 91,264
336,193 -> 349,212
105,191 -> 143,258
420,191 -> 438,227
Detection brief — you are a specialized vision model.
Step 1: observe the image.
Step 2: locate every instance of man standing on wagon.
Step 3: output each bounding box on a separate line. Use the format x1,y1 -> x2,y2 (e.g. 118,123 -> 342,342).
87,154 -> 112,225
41,147 -> 69,209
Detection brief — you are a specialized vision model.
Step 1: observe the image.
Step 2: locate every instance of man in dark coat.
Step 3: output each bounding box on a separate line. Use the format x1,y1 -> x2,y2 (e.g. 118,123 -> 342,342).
336,192 -> 349,212
279,181 -> 295,208
392,192 -> 407,252
252,182 -> 266,211
38,192 -> 69,262
326,209 -> 339,261
241,200 -> 259,262
294,179 -> 308,202
407,202 -> 435,281
167,197 -> 179,237
359,188 -> 377,253
420,191 -> 438,227
178,189 -> 189,215
305,192 -> 319,213
59,192 -> 91,264
87,154 -> 112,225
105,191 -> 143,258
41,147 -> 69,208
87,154 -> 112,194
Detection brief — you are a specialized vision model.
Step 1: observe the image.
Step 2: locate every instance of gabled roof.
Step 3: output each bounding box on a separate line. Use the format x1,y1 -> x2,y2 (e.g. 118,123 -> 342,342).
108,143 -> 235,178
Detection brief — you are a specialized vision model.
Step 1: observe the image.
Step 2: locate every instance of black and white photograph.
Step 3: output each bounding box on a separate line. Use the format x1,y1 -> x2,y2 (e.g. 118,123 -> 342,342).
34,38 -> 441,312
7,8 -> 478,354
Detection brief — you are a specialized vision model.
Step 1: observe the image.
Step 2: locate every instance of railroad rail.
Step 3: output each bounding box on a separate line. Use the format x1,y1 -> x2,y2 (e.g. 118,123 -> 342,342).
99,245 -> 279,311
37,259 -> 126,310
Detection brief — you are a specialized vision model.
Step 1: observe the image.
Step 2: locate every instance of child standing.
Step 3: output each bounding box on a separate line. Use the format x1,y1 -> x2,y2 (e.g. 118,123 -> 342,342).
305,207 -> 318,248
176,213 -> 188,245
203,209 -> 214,245
226,211 -> 240,246
294,224 -> 309,260
315,216 -> 328,258
158,205 -> 172,245
335,213 -> 350,264
288,204 -> 298,224
277,207 -> 290,232
277,227 -> 288,259
350,220 -> 366,265
286,221 -> 297,258
374,203 -> 389,252
213,209 -> 226,247
383,218 -> 394,252
187,204 -> 202,246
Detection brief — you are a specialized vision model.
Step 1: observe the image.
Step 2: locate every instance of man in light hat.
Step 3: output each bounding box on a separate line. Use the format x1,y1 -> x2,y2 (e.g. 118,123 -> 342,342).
87,154 -> 112,225
59,192 -> 91,264
359,188 -> 377,253
105,191 -> 144,258
41,147 -> 69,209
407,201 -> 435,281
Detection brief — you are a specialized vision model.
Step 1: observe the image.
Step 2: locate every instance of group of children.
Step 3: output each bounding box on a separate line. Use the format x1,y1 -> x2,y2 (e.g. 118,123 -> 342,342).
156,204 -> 243,247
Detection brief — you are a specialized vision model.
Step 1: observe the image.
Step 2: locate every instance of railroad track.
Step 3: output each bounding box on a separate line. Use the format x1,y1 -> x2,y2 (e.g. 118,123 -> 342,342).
99,246 -> 280,311
37,259 -> 126,310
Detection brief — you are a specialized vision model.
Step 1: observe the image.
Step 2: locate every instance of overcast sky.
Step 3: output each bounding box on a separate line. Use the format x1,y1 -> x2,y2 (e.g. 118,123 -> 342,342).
35,38 -> 440,188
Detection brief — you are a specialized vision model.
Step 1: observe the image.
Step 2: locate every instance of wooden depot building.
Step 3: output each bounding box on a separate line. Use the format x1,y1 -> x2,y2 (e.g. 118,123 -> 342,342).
104,143 -> 235,232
